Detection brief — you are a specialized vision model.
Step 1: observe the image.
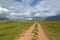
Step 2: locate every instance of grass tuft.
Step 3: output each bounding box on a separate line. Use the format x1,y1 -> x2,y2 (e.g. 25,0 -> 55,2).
32,24 -> 38,40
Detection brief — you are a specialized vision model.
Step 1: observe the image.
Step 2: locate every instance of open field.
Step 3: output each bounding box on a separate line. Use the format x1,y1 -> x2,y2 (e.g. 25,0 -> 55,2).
0,21 -> 60,40
40,21 -> 60,40
0,21 -> 34,40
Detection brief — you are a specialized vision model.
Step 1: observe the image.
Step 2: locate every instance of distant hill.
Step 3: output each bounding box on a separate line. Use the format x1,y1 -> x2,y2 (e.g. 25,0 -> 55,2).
32,15 -> 60,20
45,15 -> 60,20
0,17 -> 9,20
0,15 -> 60,20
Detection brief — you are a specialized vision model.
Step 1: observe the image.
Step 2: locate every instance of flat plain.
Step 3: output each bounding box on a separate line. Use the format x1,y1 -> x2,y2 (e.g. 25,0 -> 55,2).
0,21 -> 34,40
0,21 -> 60,40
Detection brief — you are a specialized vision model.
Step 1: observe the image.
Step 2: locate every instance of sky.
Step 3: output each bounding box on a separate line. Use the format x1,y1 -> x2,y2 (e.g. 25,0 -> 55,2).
0,0 -> 60,20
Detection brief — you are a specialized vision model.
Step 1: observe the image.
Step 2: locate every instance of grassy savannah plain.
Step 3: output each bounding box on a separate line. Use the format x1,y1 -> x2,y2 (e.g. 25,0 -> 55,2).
0,21 -> 34,40
40,21 -> 60,40
0,21 -> 60,40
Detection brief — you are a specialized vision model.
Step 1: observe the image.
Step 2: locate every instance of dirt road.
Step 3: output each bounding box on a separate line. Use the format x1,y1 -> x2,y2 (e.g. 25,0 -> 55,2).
17,22 -> 49,40
18,23 -> 36,40
37,22 -> 49,40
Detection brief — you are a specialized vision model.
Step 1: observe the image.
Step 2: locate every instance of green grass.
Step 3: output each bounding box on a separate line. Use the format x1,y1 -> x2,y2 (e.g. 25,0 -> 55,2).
32,23 -> 38,40
40,21 -> 60,40
0,21 -> 34,40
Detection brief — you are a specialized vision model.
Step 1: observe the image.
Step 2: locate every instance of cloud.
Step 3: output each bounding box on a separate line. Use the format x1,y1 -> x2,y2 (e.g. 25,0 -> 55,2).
0,7 -> 10,18
46,0 -> 60,10
0,0 -> 60,20
28,18 -> 32,20
0,7 -> 9,13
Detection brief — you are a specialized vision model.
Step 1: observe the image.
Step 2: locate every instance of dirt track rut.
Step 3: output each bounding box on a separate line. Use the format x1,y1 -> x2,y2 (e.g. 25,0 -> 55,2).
37,22 -> 49,40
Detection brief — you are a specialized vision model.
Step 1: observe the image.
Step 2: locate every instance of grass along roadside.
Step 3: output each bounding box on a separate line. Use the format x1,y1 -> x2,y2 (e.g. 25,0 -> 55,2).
40,21 -> 60,40
32,23 -> 38,40
0,21 -> 34,40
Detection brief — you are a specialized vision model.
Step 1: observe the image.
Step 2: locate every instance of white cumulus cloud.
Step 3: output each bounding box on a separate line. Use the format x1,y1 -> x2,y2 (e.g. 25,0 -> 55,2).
0,0 -> 60,20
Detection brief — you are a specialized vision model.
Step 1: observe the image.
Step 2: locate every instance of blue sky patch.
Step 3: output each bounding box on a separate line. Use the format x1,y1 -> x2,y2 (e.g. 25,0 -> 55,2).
30,0 -> 43,7
15,0 -> 22,2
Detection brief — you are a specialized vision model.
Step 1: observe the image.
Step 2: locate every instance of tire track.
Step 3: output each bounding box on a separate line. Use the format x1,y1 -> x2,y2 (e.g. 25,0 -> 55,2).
18,23 -> 36,40
37,22 -> 49,40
